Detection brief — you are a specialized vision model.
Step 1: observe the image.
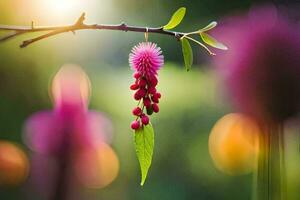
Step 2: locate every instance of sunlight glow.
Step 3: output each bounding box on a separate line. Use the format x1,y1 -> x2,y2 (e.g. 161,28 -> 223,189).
32,0 -> 91,23
43,0 -> 80,15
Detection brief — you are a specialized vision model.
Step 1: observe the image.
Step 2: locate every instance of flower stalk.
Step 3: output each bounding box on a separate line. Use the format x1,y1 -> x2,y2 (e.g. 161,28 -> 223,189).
51,131 -> 71,200
255,123 -> 287,200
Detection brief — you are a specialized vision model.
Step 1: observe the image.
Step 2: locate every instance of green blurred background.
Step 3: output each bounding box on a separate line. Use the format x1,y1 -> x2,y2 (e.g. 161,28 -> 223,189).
1,0 -> 300,199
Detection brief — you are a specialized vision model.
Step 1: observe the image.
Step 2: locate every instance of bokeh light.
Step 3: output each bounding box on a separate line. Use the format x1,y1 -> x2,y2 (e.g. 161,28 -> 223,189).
74,143 -> 119,189
0,141 -> 29,186
209,113 -> 260,175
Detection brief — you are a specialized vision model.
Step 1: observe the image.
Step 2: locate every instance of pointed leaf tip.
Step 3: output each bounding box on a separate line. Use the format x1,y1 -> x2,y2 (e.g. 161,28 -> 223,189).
163,7 -> 186,30
181,38 -> 193,71
134,124 -> 154,186
200,32 -> 228,50
200,21 -> 218,32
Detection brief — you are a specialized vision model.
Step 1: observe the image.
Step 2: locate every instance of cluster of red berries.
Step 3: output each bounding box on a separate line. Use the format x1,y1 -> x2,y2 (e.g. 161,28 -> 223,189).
130,72 -> 161,130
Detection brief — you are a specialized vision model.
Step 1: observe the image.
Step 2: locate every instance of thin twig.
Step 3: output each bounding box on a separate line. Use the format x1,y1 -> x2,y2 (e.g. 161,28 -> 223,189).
0,13 -> 185,48
0,31 -> 25,42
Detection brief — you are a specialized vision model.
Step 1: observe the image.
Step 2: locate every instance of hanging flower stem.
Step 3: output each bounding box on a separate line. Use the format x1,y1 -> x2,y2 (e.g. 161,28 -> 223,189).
255,123 -> 287,200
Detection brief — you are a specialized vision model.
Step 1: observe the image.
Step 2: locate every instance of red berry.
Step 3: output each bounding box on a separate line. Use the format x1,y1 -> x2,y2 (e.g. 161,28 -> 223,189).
155,92 -> 161,99
134,92 -> 142,100
133,72 -> 141,79
151,95 -> 159,103
152,103 -> 159,113
149,77 -> 158,87
137,89 -> 147,98
143,97 -> 151,107
130,83 -> 139,90
139,79 -> 147,87
148,87 -> 157,95
132,107 -> 142,116
141,115 -> 149,125
131,121 -> 140,130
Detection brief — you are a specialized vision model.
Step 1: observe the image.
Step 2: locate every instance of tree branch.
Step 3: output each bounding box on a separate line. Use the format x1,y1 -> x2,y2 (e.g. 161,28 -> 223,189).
0,13 -> 184,48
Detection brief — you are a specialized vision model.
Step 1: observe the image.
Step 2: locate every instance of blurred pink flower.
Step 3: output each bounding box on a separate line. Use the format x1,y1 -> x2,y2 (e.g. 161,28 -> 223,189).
213,5 -> 300,123
24,64 -> 115,200
24,65 -> 112,155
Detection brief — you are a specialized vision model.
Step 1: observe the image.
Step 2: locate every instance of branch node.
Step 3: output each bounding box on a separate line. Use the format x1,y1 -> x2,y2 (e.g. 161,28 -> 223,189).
119,22 -> 128,32
76,13 -> 86,26
120,22 -> 127,28
174,32 -> 181,41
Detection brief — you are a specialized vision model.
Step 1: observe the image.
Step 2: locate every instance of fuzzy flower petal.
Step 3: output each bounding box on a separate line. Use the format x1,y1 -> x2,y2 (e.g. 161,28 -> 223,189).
129,42 -> 164,78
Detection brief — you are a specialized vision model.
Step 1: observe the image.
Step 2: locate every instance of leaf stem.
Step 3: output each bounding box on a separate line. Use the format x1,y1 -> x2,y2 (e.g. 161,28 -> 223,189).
184,31 -> 202,37
183,35 -> 215,55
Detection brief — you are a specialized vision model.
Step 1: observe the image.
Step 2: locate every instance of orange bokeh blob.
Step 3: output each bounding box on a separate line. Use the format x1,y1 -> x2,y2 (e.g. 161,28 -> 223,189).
209,113 -> 260,175
74,143 -> 119,189
0,141 -> 29,186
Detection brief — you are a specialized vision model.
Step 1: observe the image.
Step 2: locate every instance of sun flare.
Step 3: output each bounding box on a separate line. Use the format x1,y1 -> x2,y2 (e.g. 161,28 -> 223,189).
44,0 -> 79,14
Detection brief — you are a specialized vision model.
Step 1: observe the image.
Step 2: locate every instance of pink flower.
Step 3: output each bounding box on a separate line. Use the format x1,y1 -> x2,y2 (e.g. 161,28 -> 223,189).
24,65 -> 115,199
213,6 -> 300,123
25,65 -> 112,155
129,42 -> 164,129
129,42 -> 164,78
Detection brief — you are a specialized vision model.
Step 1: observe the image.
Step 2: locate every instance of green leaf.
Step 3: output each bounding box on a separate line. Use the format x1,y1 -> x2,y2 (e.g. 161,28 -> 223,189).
134,124 -> 155,186
181,38 -> 193,71
200,32 -> 228,50
163,7 -> 186,30
199,21 -> 217,32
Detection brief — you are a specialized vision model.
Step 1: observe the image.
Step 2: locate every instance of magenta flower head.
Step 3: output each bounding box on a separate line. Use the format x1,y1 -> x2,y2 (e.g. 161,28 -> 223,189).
213,6 -> 300,123
129,42 -> 164,78
24,64 -> 117,199
129,42 -> 164,129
